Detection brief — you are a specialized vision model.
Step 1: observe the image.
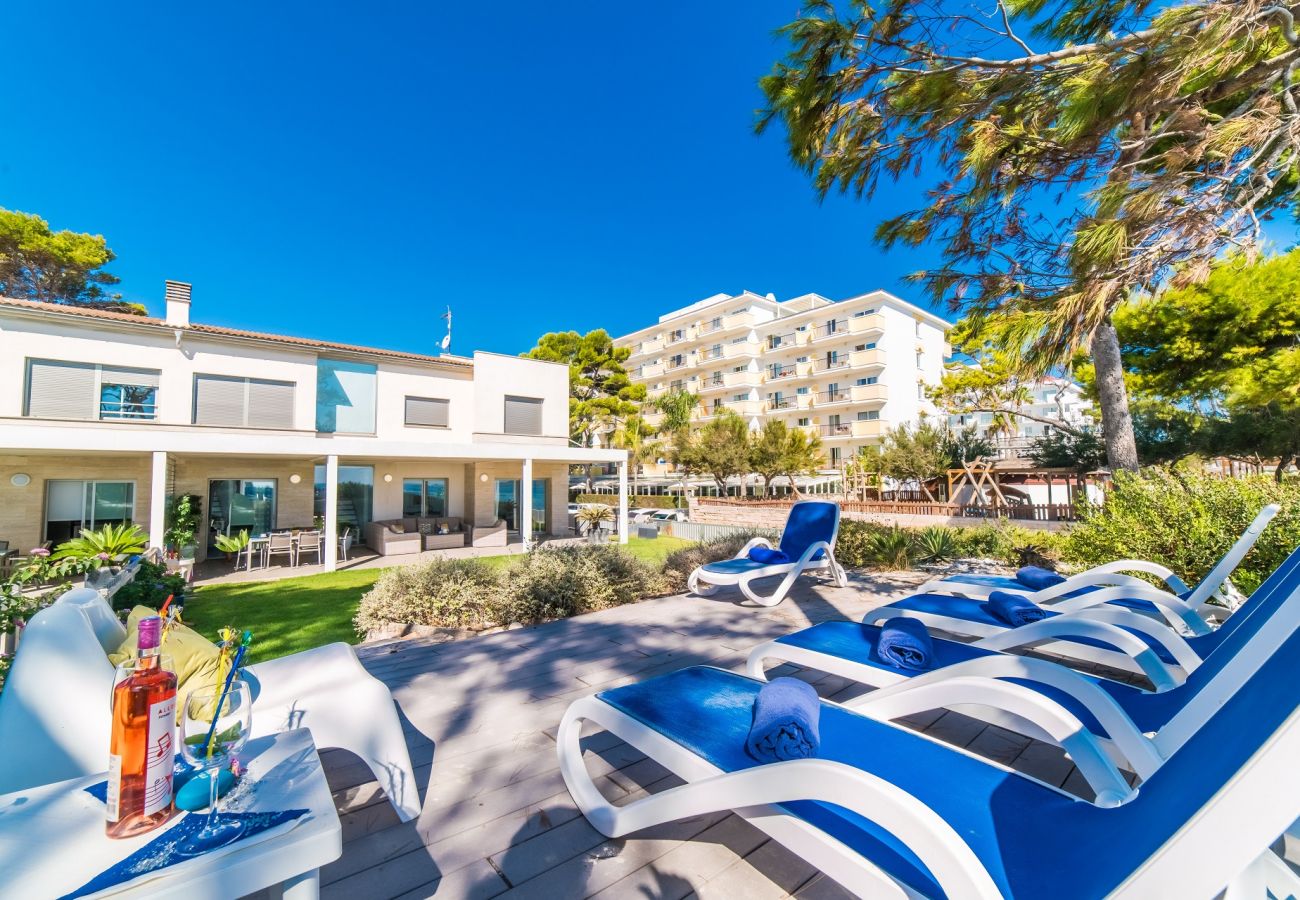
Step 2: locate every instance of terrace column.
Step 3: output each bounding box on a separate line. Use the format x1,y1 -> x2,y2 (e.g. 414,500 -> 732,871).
324,454 -> 339,571
148,451 -> 168,553
617,460 -> 629,545
521,457 -> 533,549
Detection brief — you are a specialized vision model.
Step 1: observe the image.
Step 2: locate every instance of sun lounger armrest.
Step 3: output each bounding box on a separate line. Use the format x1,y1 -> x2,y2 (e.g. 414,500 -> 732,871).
851,655 -> 1164,782
1082,560 -> 1191,595
1050,584 -> 1213,636
1063,606 -> 1203,673
558,695 -> 1005,899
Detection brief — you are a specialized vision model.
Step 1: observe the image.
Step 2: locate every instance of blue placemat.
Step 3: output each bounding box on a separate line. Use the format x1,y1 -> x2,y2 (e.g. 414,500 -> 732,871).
59,808 -> 309,899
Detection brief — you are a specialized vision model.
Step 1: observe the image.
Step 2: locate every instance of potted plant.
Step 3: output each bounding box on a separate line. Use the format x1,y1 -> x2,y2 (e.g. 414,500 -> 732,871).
164,494 -> 202,560
213,530 -> 251,569
576,505 -> 614,543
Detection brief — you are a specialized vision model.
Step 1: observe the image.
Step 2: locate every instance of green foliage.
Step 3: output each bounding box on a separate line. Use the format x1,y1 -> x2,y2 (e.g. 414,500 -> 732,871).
576,505 -> 614,530
865,526 -> 914,570
212,530 -> 250,554
354,558 -> 504,633
659,532 -> 774,593
109,561 -> 189,613
500,545 -> 665,624
654,388 -> 699,435
575,493 -> 683,509
749,420 -> 825,495
913,526 -> 958,564
52,523 -> 148,561
1064,469 -> 1300,593
1027,430 -> 1108,473
164,494 -> 202,552
678,411 -> 752,491
0,208 -> 130,309
524,329 -> 645,448
877,422 -> 949,499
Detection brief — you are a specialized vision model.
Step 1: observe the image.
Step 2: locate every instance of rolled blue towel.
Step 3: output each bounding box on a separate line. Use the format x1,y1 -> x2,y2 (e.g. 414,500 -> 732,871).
745,676 -> 820,762
748,546 -> 790,565
1015,566 -> 1066,591
987,590 -> 1049,626
875,617 -> 933,670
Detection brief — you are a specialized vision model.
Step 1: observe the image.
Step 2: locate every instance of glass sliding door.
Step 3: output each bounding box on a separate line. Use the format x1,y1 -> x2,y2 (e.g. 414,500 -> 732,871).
402,479 -> 448,518
207,479 -> 276,552
44,480 -> 135,543
493,478 -> 548,532
313,465 -> 374,528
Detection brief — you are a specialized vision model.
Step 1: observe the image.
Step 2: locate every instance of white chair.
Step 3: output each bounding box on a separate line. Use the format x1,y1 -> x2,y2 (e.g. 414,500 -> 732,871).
0,588 -> 422,822
295,530 -> 322,566
265,531 -> 295,567
337,526 -> 353,562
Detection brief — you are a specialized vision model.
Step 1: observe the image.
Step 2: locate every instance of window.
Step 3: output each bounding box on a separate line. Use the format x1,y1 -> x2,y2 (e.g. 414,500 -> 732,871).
402,478 -> 449,517
731,393 -> 747,403
854,376 -> 878,386
916,351 -> 924,368
853,308 -> 877,317
857,410 -> 880,421
917,383 -> 925,399
316,358 -> 376,433
405,396 -> 450,428
709,316 -> 722,329
503,395 -> 543,435
45,480 -> 134,543
731,365 -> 746,373
796,386 -> 810,395
830,447 -> 842,464
193,375 -> 295,428
797,417 -> 810,427
861,342 -> 877,350
729,335 -> 747,344
314,465 -> 374,527
796,355 -> 808,363
25,359 -> 160,421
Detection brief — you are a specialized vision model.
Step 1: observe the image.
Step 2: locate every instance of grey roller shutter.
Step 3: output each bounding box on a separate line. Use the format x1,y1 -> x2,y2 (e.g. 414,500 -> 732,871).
100,366 -> 160,387
246,379 -> 295,429
26,360 -> 96,419
503,396 -> 543,435
405,396 -> 449,427
193,374 -> 247,426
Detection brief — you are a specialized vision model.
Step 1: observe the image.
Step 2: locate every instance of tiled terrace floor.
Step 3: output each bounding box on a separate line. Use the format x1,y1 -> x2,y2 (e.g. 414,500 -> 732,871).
312,569 -> 1122,899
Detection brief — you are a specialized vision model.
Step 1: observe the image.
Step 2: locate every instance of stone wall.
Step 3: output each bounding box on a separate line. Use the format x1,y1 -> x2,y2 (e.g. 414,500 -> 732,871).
688,499 -> 1069,533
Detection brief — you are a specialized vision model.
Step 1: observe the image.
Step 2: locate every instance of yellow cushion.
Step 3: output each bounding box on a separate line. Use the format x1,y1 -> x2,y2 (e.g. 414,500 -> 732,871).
109,606 -> 224,722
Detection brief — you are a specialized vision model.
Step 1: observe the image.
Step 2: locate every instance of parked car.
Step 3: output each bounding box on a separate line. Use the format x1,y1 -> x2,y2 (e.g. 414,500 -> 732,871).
649,509 -> 688,523
629,508 -> 658,523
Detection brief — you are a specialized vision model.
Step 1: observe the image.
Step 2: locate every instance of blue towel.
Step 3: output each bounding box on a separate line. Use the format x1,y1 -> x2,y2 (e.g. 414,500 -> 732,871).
745,676 -> 820,762
748,546 -> 790,565
1015,566 -> 1066,591
875,617 -> 933,670
987,590 -> 1048,626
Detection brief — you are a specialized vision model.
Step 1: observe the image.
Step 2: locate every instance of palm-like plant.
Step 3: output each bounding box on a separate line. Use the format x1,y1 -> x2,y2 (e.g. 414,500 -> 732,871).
655,389 -> 699,499
575,505 -> 614,538
53,523 -> 148,561
611,413 -> 659,497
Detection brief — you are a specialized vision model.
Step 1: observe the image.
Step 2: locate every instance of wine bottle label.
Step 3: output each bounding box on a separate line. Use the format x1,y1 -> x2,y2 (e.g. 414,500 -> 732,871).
142,696 -> 177,817
106,754 -> 123,822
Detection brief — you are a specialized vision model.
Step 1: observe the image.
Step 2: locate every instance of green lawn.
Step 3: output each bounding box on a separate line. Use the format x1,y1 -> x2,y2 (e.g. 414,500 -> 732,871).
183,535 -> 691,662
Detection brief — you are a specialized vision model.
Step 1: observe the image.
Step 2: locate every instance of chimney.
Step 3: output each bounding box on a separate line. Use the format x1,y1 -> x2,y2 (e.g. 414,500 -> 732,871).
164,280 -> 192,327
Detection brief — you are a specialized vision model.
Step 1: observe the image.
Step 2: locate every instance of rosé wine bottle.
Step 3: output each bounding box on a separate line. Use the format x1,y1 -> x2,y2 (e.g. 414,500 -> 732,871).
106,616 -> 178,838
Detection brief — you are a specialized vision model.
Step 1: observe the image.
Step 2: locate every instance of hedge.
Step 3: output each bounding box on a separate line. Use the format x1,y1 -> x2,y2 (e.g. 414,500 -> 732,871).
574,493 -> 684,509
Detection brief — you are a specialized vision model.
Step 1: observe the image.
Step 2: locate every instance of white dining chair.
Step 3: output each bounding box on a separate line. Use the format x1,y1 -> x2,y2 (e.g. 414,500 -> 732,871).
296,530 -> 322,566
266,531 -> 296,567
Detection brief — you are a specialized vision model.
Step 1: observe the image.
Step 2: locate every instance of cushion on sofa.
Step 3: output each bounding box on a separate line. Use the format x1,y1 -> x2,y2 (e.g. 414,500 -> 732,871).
388,522 -> 406,534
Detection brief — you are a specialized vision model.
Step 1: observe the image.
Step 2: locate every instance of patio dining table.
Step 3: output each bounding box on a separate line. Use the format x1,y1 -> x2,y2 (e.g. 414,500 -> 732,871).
245,531 -> 323,571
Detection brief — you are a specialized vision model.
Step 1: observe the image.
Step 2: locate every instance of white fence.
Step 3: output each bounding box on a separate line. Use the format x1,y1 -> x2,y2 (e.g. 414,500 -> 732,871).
658,521 -> 778,543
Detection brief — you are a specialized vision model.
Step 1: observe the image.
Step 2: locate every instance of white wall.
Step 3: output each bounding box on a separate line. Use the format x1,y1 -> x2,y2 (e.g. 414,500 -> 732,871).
374,361 -> 476,442
470,351 -> 569,441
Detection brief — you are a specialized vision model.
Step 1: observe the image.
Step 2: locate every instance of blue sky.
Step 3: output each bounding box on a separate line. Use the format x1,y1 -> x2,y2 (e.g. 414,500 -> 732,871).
1,2 -> 953,356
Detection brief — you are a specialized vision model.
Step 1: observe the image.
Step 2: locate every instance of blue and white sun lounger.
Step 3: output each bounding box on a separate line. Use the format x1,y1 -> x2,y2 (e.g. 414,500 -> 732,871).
687,500 -> 847,606
919,503 -> 1280,625
559,628 -> 1300,898
747,545 -> 1300,778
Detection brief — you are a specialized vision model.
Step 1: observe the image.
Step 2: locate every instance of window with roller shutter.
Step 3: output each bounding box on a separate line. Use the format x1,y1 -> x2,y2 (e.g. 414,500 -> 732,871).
25,359 -> 161,421
193,374 -> 296,428
405,396 -> 450,428
503,395 -> 543,435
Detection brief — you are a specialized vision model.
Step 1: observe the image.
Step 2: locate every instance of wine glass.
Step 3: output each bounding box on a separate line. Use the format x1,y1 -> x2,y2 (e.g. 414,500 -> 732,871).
179,680 -> 252,852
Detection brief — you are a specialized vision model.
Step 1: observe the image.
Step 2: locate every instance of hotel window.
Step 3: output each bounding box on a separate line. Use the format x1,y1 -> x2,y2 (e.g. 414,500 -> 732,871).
405,396 -> 450,428
917,383 -> 925,399
194,375 -> 295,428
503,395 -> 544,435
796,386 -> 810,395
859,342 -> 877,350
25,359 -> 160,421
830,447 -> 842,464
729,335 -> 747,344
854,377 -> 878,386
316,358 -> 377,433
731,365 -> 746,373
916,351 -> 924,367
797,417 -> 810,427
731,393 -> 747,403
796,355 -> 808,364
853,308 -> 877,317
402,478 -> 449,517
857,410 -> 880,421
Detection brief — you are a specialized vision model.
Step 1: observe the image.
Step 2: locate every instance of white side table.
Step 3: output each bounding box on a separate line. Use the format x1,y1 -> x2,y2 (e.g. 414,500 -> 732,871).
0,728 -> 341,898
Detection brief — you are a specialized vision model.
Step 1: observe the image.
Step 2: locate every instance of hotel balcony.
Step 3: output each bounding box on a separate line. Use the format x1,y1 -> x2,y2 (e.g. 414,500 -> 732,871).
813,388 -> 852,407
850,382 -> 888,403
810,319 -> 849,342
663,355 -> 694,373
628,336 -> 664,358
765,330 -> 811,352
637,362 -> 665,379
849,313 -> 886,335
811,357 -> 851,375
848,348 -> 887,369
700,399 -> 763,419
766,396 -> 798,412
819,421 -> 854,439
697,373 -> 729,394
723,369 -> 763,388
721,340 -> 761,361
697,346 -> 726,364
698,310 -> 756,336
664,328 -> 695,347
852,418 -> 886,439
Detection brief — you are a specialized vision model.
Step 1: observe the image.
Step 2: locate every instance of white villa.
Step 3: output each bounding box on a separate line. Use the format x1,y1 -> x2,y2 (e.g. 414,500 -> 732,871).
614,290 -> 952,470
0,282 -> 628,566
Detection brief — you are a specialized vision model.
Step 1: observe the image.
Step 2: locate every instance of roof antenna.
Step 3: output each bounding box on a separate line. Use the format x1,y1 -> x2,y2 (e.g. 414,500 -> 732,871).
440,306 -> 452,355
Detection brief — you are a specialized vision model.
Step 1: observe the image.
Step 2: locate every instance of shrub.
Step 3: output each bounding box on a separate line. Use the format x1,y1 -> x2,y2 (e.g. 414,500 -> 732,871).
834,520 -> 885,568
502,544 -> 664,624
912,526 -> 958,564
1063,468 -> 1300,593
866,526 -> 914,570
950,522 -> 1067,568
110,561 -> 190,612
659,531 -> 773,592
354,558 -> 503,633
53,522 -> 148,560
576,493 -> 683,509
